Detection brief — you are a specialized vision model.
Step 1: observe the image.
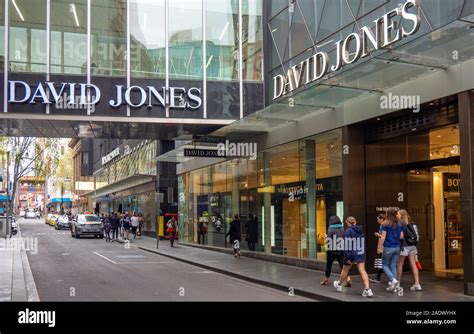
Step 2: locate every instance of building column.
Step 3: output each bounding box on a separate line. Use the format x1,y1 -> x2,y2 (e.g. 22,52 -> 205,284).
342,125 -> 368,268
305,140 -> 316,259
459,90 -> 474,296
263,152 -> 272,254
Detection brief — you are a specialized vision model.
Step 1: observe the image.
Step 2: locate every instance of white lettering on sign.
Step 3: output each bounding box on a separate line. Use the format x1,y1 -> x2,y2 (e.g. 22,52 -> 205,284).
273,0 -> 421,100
102,148 -> 120,166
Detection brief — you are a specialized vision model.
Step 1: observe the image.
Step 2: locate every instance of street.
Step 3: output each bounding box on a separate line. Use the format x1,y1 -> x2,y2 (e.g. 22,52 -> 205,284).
19,218 -> 309,302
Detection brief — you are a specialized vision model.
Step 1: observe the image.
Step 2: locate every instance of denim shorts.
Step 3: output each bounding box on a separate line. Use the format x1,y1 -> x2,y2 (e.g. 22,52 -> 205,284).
400,245 -> 417,256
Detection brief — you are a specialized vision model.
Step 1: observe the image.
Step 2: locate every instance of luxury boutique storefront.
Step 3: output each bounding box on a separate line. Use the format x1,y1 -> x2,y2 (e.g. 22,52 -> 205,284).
177,0 -> 474,295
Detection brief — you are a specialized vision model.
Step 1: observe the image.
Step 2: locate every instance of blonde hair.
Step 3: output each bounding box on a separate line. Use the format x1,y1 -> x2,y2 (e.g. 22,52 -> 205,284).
398,209 -> 411,225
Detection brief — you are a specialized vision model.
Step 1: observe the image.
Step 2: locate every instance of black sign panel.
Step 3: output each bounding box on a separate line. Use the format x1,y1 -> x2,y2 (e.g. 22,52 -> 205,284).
184,148 -> 221,158
443,173 -> 461,193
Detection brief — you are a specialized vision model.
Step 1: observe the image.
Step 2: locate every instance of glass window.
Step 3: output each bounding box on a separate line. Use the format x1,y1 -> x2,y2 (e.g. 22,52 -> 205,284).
91,0 -> 127,77
51,0 -> 87,75
0,0 -> 4,72
205,0 -> 239,81
242,0 -> 262,81
130,0 -> 166,78
9,0 -> 47,73
169,0 -> 203,80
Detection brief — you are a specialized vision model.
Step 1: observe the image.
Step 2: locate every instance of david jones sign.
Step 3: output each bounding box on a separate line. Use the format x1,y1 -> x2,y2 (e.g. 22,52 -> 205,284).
8,81 -> 202,110
273,0 -> 421,100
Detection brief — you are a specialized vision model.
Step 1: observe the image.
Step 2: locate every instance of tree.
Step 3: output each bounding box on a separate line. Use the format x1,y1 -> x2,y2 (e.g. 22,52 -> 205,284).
1,137 -> 61,215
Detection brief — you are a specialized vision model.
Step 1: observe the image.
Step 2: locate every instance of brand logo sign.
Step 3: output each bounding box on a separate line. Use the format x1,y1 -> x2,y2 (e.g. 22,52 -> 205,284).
102,148 -> 120,166
273,0 -> 421,100
8,81 -> 202,111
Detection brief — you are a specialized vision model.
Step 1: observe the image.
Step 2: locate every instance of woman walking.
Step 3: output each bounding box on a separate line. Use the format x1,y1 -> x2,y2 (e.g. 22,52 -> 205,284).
369,214 -> 386,284
378,209 -> 404,293
333,217 -> 373,298
397,209 -> 422,291
167,216 -> 178,247
226,214 -> 242,258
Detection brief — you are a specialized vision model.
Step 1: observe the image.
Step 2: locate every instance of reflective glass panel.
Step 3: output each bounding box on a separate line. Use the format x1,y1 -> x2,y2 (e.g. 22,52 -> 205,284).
130,0 -> 166,78
169,0 -> 203,80
51,0 -> 87,75
90,0 -> 127,77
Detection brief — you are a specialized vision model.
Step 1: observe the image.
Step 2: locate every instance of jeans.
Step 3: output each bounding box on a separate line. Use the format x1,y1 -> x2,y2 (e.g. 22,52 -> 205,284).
325,251 -> 344,278
198,233 -> 205,245
383,247 -> 400,281
111,228 -> 119,240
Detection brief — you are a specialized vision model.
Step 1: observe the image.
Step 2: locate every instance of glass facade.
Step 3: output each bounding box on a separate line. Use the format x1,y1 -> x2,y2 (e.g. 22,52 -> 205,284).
178,129 -> 343,259
51,0 -> 87,75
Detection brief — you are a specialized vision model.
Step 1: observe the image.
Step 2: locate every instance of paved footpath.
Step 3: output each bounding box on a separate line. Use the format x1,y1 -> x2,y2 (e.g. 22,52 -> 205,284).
0,220 -> 39,302
125,235 -> 474,302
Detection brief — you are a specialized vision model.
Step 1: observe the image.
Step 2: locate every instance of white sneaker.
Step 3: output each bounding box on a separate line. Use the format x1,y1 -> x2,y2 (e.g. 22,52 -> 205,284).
362,288 -> 374,298
410,284 -> 422,291
388,279 -> 399,292
333,280 -> 342,292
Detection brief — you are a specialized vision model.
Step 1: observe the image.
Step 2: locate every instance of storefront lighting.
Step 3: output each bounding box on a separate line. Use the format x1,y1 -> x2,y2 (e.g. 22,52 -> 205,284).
206,55 -> 214,69
12,0 -> 25,21
219,22 -> 229,41
69,3 -> 80,27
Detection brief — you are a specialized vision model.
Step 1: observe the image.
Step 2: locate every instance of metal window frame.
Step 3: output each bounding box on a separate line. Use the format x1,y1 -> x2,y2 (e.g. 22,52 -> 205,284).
4,0 -> 9,113
239,0 -> 243,119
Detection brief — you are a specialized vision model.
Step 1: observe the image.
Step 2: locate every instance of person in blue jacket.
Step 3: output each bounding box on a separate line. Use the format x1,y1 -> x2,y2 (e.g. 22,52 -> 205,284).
333,216 -> 373,298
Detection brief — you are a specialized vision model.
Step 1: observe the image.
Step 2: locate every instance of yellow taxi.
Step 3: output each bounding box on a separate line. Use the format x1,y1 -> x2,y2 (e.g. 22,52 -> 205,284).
46,214 -> 59,226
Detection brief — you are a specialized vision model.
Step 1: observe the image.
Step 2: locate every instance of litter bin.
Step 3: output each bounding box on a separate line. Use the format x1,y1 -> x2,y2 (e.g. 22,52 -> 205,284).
0,216 -> 9,238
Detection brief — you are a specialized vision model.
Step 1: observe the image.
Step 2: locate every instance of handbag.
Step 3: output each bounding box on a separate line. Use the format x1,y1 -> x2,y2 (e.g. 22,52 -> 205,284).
415,256 -> 422,270
166,226 -> 174,234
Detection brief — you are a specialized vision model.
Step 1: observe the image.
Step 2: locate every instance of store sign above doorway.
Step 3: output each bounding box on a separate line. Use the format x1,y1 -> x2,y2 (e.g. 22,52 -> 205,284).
273,0 -> 421,100
8,82 -> 202,112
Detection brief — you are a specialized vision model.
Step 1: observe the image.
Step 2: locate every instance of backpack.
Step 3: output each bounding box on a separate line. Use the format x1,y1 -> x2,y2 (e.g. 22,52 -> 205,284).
405,223 -> 419,246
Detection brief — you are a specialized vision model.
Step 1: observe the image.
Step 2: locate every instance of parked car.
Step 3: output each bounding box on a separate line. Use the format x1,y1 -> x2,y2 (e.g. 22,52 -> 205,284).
55,215 -> 72,230
47,215 -> 59,226
19,209 -> 26,218
45,213 -> 53,224
70,214 -> 104,239
26,210 -> 37,219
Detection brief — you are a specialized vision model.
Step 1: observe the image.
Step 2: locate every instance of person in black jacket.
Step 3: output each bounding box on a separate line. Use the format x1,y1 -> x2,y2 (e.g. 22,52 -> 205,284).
226,214 -> 241,258
110,213 -> 120,240
321,216 -> 352,287
245,214 -> 258,251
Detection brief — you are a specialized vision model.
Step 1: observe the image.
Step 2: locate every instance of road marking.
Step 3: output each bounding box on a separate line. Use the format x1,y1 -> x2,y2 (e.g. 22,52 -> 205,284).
115,255 -> 146,259
114,261 -> 177,265
93,252 -> 118,264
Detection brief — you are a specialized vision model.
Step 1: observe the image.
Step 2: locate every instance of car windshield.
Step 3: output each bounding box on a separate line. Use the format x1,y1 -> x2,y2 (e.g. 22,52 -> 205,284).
78,215 -> 100,222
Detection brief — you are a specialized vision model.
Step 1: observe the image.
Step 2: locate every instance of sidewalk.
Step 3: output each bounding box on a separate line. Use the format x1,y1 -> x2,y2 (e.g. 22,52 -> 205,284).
123,235 -> 474,302
0,227 -> 40,302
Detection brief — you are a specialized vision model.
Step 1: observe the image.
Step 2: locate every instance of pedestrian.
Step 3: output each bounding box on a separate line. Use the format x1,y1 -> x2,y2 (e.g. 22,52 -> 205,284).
226,214 -> 242,258
378,209 -> 404,293
333,217 -> 373,298
321,216 -> 352,287
167,216 -> 178,247
245,214 -> 258,251
104,218 -> 112,242
369,214 -> 386,284
122,214 -> 130,241
131,213 -> 140,239
397,209 -> 422,291
137,213 -> 144,237
110,213 -> 120,240
197,219 -> 207,245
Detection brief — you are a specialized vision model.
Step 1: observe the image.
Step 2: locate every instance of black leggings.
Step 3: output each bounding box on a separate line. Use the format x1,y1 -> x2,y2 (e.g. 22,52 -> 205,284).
325,251 -> 344,278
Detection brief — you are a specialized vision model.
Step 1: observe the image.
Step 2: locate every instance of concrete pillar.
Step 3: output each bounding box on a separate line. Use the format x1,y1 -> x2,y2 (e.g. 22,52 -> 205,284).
305,140 -> 316,259
459,90 -> 474,296
263,152 -> 272,254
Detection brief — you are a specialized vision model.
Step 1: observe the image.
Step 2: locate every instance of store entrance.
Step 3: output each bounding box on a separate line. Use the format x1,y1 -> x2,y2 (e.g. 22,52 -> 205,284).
407,165 -> 463,278
365,119 -> 463,279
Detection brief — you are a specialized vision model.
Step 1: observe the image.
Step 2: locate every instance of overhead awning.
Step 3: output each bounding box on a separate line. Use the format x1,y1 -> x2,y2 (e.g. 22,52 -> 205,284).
207,9 -> 474,142
84,174 -> 155,199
